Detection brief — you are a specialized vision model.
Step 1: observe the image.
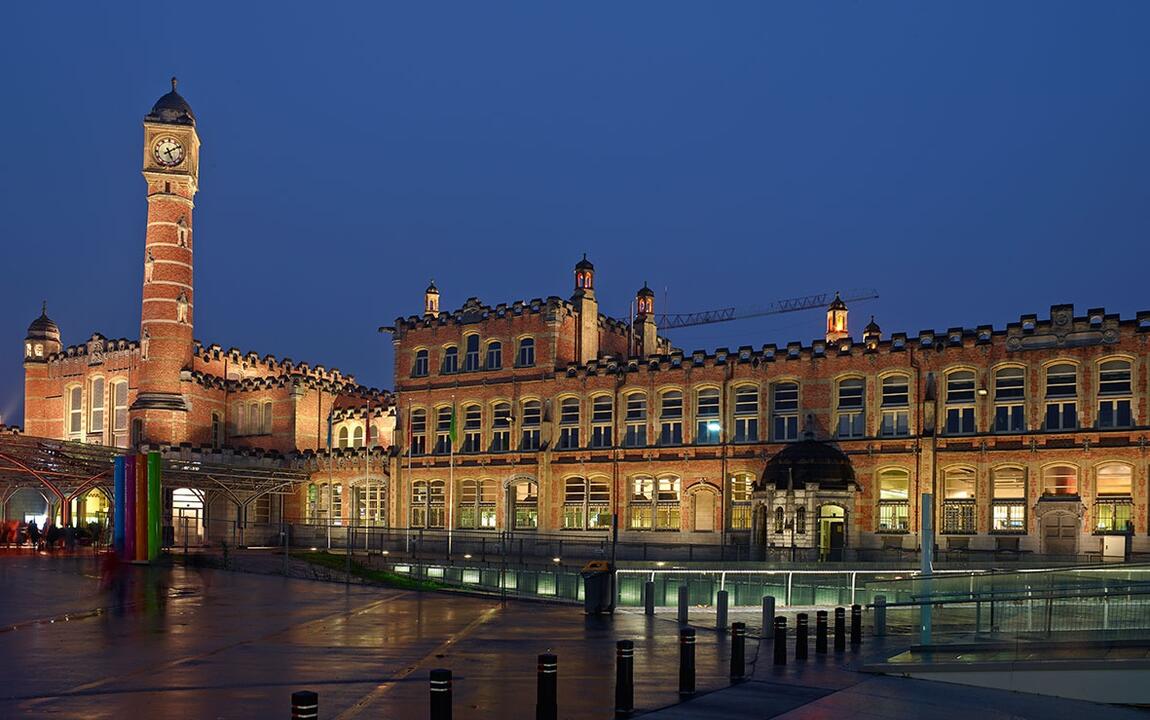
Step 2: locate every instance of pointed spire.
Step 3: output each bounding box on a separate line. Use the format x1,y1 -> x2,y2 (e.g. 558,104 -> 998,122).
171,76 -> 178,92
41,300 -> 47,316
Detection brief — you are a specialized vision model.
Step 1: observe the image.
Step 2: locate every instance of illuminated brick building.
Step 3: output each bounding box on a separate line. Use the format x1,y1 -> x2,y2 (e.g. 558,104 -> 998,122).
18,81 -> 393,539
386,258 -> 1149,559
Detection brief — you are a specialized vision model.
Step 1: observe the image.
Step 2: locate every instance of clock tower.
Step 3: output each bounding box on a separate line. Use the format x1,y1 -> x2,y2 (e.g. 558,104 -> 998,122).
130,77 -> 201,445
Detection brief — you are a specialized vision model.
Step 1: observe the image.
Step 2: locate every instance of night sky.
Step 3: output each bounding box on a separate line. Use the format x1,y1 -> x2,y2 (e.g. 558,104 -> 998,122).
2,2 -> 1148,425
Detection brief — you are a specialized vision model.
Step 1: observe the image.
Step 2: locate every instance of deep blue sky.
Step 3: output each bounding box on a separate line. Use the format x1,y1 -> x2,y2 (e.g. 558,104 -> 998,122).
2,2 -> 1148,425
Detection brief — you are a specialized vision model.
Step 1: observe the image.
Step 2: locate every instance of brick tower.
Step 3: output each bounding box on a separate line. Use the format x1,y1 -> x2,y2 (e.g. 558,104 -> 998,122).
129,78 -> 201,445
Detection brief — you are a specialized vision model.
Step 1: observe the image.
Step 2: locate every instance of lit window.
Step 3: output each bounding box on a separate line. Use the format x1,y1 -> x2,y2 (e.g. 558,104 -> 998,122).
770,383 -> 797,441
728,472 -> 752,530
1044,364 -> 1077,430
338,426 -> 349,448
516,337 -> 535,367
695,389 -> 721,444
1095,464 -> 1133,532
993,367 -> 1026,433
945,371 -> 976,435
880,375 -> 910,437
89,377 -> 105,436
352,425 -> 364,448
1097,463 -> 1132,496
68,386 -> 83,439
991,467 -> 1026,533
1041,464 -> 1078,497
513,481 -> 539,529
877,468 -> 910,532
458,479 -> 497,529
112,381 -> 129,447
563,476 -> 611,530
835,378 -> 865,438
941,467 -> 976,534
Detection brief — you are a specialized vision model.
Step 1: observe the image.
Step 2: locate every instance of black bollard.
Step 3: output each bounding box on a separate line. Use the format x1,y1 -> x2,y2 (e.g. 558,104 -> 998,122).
679,627 -> 696,697
815,610 -> 828,655
730,622 -> 746,683
291,690 -> 318,720
615,640 -> 634,718
834,607 -> 846,652
850,604 -> 862,646
430,668 -> 452,720
795,613 -> 809,661
537,653 -> 557,720
772,616 -> 787,666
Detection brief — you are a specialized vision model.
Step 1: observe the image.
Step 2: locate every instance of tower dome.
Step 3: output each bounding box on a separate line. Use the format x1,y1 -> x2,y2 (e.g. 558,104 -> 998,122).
759,439 -> 856,491
24,302 -> 61,360
145,77 -> 195,126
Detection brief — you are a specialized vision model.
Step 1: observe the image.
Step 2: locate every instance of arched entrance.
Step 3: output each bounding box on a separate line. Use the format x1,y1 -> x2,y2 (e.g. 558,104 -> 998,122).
9,487 -> 50,525
817,504 -> 846,561
1041,512 -> 1079,556
73,488 -> 111,534
172,487 -> 205,547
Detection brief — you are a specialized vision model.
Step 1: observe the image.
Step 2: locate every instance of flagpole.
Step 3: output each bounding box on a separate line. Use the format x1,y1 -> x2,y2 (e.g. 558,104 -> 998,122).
405,401 -> 412,553
448,394 -> 455,558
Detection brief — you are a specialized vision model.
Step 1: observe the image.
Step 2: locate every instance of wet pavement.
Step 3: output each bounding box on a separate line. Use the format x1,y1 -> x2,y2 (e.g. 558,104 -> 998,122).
0,551 -> 1145,718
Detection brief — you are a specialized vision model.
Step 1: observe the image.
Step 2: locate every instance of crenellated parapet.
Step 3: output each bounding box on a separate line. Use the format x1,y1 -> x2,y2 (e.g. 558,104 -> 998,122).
46,333 -> 140,365
192,340 -> 359,386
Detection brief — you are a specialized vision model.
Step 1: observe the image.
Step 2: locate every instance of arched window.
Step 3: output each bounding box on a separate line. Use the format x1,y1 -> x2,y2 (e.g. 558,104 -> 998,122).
695,388 -> 721,444
993,366 -> 1026,433
1098,360 -> 1132,428
516,337 -> 536,367
623,393 -> 647,447
1096,463 -> 1134,532
491,403 -> 511,452
331,483 -> 344,525
728,472 -> 753,530
434,407 -> 453,454
112,380 -> 129,447
629,476 -> 653,530
306,484 -> 318,523
486,341 -> 502,370
441,346 -> 459,374
942,467 -> 976,534
557,397 -> 580,449
210,412 -> 223,450
410,480 -> 429,527
412,349 -> 429,377
991,466 -> 1026,532
338,426 -> 350,449
835,377 -> 865,438
248,403 -> 260,436
461,404 -> 482,453
880,375 -> 910,437
67,385 -> 83,439
658,390 -> 683,445
410,409 -> 427,455
89,377 -> 105,436
1042,464 -> 1078,497
655,475 -> 681,530
352,425 -> 364,448
520,400 -> 542,450
463,334 -> 481,372
428,479 -> 446,528
590,395 -> 613,448
513,481 -> 539,529
458,479 -> 497,529
1045,363 -> 1077,430
774,506 -> 785,534
945,370 -> 976,435
795,506 -> 807,535
734,384 -> 760,442
770,382 -> 797,441
877,469 -> 910,532
263,401 -> 273,434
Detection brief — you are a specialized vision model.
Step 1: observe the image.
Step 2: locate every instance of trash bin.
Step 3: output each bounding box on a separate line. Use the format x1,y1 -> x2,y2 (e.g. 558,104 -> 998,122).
581,560 -> 614,615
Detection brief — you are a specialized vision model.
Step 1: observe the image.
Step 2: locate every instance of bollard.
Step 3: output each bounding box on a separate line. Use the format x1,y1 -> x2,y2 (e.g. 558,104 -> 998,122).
430,668 -> 452,720
537,653 -> 557,720
815,610 -> 828,655
678,585 -> 690,625
850,604 -> 862,646
716,590 -> 729,632
874,595 -> 887,637
615,640 -> 634,718
644,581 -> 656,616
795,613 -> 809,661
762,596 -> 776,639
772,616 -> 787,666
730,622 -> 746,683
679,627 -> 696,697
834,607 -> 846,652
291,690 -> 318,720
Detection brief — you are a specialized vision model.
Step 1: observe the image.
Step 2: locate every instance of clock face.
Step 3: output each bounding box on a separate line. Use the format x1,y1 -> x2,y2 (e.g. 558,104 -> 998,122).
153,137 -> 185,167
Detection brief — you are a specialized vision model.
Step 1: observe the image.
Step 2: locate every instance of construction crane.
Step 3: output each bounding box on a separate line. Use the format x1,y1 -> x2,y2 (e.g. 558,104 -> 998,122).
654,289 -> 879,330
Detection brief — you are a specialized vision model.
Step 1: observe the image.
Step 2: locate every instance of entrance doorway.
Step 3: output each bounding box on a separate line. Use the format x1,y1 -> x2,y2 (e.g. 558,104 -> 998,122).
172,488 -> 204,548
693,491 -> 715,532
1042,512 -> 1078,556
818,504 -> 846,561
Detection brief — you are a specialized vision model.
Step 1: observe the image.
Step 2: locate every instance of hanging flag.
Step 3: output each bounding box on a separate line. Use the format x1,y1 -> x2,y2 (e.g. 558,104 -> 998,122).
326,410 -> 333,449
448,401 -> 459,448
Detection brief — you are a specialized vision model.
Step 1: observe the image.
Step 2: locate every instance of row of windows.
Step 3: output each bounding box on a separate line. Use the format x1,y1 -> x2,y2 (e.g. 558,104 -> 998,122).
305,482 -> 386,526
234,401 -> 273,436
66,378 -> 129,446
332,424 -> 385,448
412,336 -> 535,377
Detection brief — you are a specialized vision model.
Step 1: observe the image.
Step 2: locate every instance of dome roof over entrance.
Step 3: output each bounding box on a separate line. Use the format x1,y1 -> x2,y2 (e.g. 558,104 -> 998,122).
760,439 -> 855,491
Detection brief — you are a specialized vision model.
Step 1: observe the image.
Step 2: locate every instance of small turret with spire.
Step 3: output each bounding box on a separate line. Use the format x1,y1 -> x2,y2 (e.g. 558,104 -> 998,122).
424,280 -> 440,316
825,292 -> 849,343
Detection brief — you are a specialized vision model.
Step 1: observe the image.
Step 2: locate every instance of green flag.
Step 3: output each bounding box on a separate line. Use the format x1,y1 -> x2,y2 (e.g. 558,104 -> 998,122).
448,402 -> 458,447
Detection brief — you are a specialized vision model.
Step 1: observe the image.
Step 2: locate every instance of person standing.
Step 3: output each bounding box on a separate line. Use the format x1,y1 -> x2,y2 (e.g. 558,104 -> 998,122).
27,520 -> 40,550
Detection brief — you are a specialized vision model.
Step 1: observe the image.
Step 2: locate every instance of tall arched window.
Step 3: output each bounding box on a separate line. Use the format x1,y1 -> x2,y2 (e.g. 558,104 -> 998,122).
462,404 -> 482,453
463,334 -> 481,372
306,484 -> 318,523
770,382 -> 796,441
695,388 -> 721,444
434,407 -> 453,454
263,401 -> 273,434
623,393 -> 647,447
658,391 -> 683,445
590,395 -> 613,448
774,506 -> 785,534
1095,463 -> 1133,532
513,481 -> 539,529
557,397 -> 580,449
1097,360 -> 1132,428
67,385 -> 83,439
1044,363 -> 1077,430
629,476 -> 653,530
734,384 -> 760,442
410,409 -> 427,455
352,425 -> 364,448
877,468 -> 910,532
112,380 -> 129,447
458,479 -> 496,529
491,403 -> 511,452
89,377 -> 105,437
412,349 -> 429,377
880,374 -> 909,437
428,479 -> 446,528
835,377 -> 865,438
993,366 -> 1026,433
941,467 -> 976,534
991,466 -> 1026,532
486,341 -> 502,370
945,370 -> 976,435
441,346 -> 459,374
410,480 -> 429,527
520,400 -> 541,450
655,475 -> 681,530
338,426 -> 350,448
728,472 -> 753,530
795,506 -> 807,535
1042,464 -> 1078,497
516,337 -> 536,367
